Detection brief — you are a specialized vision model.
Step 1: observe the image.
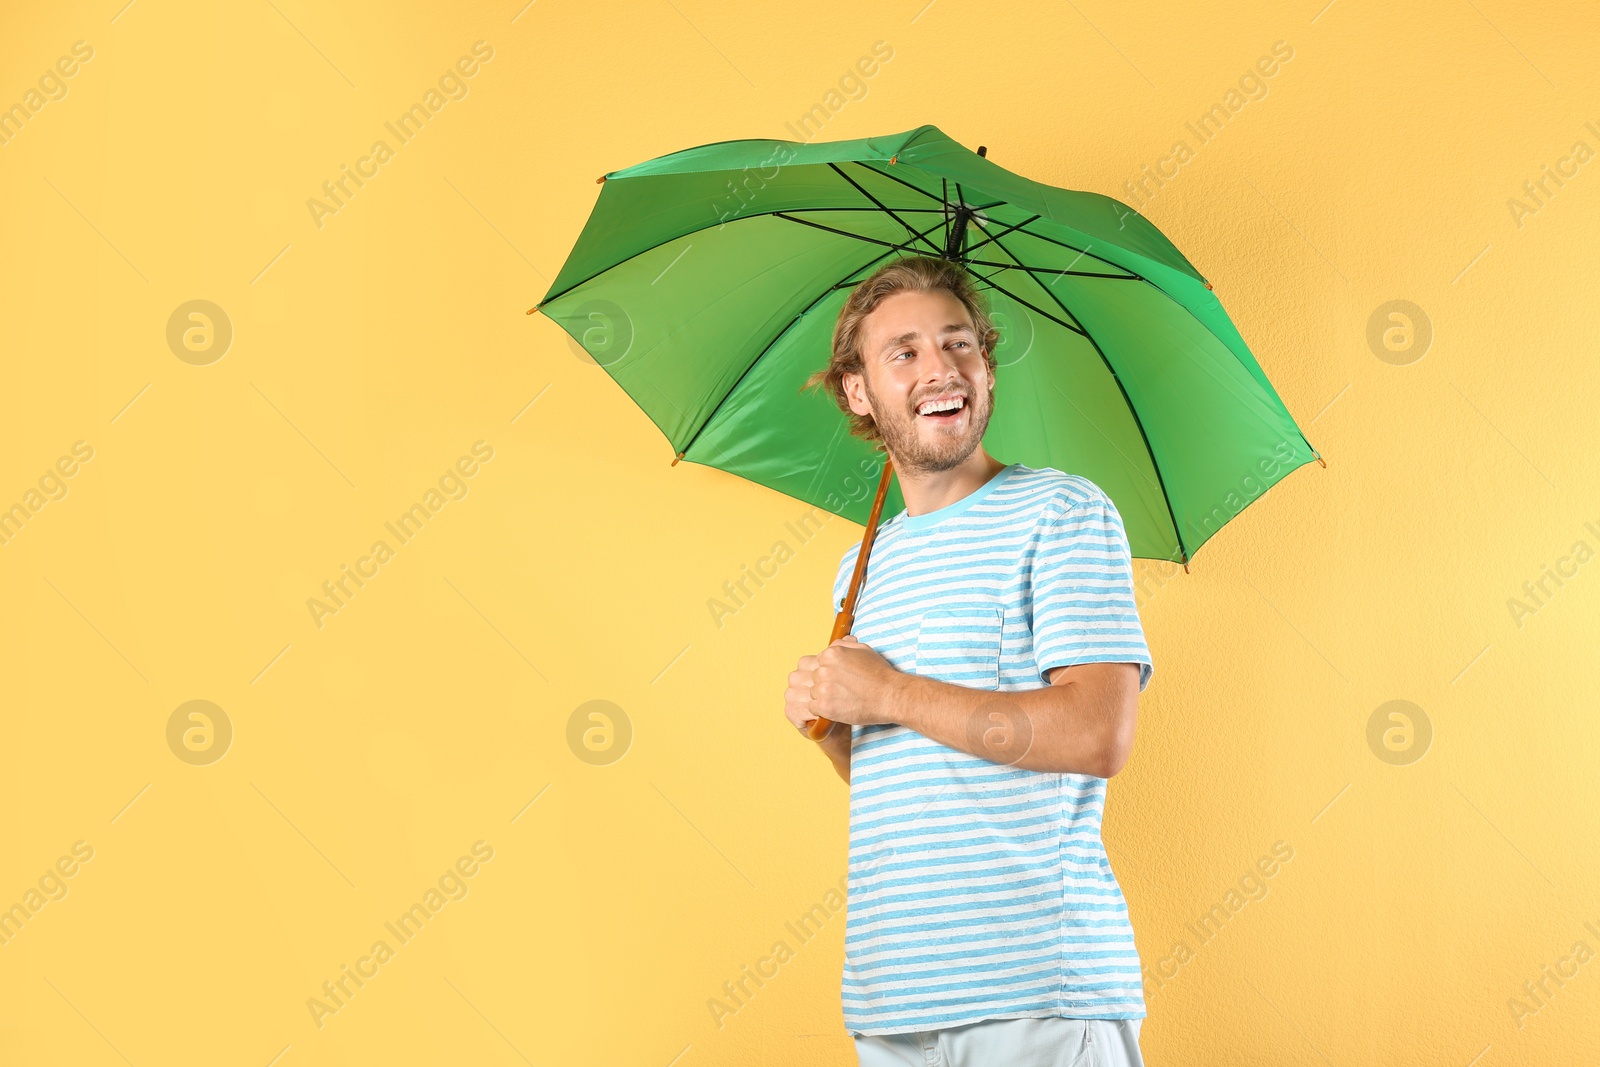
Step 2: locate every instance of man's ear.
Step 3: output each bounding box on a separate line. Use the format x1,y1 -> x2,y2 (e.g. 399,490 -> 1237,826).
843,370 -> 873,419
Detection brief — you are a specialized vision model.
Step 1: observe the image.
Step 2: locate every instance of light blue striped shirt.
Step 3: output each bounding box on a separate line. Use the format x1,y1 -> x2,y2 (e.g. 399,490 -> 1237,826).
831,462 -> 1154,1037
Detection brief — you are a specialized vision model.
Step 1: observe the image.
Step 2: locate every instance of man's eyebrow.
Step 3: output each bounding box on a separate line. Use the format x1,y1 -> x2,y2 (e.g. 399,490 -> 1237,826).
879,323 -> 975,354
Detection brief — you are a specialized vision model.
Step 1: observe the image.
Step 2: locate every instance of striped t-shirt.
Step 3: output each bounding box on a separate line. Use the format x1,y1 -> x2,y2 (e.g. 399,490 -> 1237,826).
831,462 -> 1154,1037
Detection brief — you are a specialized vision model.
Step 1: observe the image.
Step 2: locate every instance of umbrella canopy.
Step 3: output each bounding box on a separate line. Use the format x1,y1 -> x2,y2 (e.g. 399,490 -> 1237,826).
533,124 -> 1319,565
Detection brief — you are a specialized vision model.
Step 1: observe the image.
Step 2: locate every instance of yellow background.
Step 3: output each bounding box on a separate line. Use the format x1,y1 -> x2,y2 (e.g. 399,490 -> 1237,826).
2,0 -> 1597,1064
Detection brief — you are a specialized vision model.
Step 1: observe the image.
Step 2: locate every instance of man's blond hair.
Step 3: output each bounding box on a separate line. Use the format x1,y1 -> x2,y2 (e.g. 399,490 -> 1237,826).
802,255 -> 999,445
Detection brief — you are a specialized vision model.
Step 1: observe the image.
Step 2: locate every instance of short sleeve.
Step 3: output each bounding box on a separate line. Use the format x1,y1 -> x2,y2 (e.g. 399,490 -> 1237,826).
1030,489 -> 1154,691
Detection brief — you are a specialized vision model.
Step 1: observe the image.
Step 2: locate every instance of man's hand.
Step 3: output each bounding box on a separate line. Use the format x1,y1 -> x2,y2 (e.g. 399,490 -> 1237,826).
783,639 -> 1140,779
784,635 -> 900,734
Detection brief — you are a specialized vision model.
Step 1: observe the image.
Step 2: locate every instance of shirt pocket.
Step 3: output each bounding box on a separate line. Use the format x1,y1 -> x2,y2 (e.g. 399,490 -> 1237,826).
913,605 -> 1005,688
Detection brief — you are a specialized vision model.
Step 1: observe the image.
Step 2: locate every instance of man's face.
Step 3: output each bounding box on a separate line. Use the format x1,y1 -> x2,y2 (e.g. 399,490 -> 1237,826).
844,288 -> 995,475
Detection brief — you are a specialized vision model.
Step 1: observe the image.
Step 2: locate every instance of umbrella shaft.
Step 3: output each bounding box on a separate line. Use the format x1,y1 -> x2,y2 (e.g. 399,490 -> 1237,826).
806,456 -> 896,742
944,204 -> 974,261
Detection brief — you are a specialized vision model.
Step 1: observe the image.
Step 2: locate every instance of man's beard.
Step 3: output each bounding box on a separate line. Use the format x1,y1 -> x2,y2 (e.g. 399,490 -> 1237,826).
865,376 -> 995,476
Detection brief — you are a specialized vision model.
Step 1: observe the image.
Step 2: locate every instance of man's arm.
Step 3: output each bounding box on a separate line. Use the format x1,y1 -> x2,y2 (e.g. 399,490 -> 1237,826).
803,488 -> 1150,777
811,664 -> 1134,780
785,646 -> 853,784
817,720 -> 851,783
887,660 -> 1140,776
814,558 -> 855,784
798,637 -> 1139,777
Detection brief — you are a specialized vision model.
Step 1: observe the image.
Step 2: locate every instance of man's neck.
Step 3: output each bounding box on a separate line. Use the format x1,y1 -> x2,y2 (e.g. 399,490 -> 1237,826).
893,449 -> 1007,517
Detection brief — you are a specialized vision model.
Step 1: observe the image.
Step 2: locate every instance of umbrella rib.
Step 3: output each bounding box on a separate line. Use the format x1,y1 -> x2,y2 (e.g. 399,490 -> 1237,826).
1002,220 -> 1160,278
965,270 -> 1088,339
772,212 -> 947,256
673,215 -> 950,463
987,230 -> 1190,563
962,259 -> 1141,280
963,213 -> 1043,255
1123,269 -> 1321,476
541,210 -> 793,306
986,231 -> 1093,336
1046,379 -> 1166,501
986,218 -> 1297,459
538,164 -> 991,307
827,163 -> 945,256
1138,271 -> 1322,460
779,205 -> 948,213
539,206 -> 936,306
844,159 -> 1008,214
987,217 -> 1293,462
849,159 -> 949,206
963,213 -> 1138,280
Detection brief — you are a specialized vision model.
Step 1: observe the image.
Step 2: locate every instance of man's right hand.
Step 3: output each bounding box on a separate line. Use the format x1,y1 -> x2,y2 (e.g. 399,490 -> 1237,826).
784,653 -> 822,735
786,652 -> 851,782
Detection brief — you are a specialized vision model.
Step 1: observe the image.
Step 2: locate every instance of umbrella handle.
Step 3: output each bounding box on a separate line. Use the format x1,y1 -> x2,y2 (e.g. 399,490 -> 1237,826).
806,455 -> 896,742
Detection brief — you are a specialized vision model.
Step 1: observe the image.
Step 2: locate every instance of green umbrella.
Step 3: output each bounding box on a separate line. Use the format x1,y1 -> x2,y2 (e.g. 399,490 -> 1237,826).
531,124 -> 1321,733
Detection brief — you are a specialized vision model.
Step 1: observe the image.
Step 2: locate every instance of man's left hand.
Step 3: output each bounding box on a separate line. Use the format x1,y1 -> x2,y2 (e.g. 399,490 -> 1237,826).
808,635 -> 901,727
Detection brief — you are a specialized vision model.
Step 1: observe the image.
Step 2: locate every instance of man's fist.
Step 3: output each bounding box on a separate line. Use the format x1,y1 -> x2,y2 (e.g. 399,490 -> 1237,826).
784,652 -> 823,735
783,635 -> 898,734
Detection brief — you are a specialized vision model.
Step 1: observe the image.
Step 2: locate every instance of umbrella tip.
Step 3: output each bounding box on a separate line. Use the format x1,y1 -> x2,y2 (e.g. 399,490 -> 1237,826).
671,450 -> 685,466
526,304 -> 540,315
1204,280 -> 1214,290
889,154 -> 897,165
977,145 -> 987,157
1316,453 -> 1327,468
597,174 -> 607,184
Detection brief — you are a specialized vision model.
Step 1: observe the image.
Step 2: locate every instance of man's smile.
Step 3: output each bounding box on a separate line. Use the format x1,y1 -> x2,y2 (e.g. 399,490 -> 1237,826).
914,390 -> 969,425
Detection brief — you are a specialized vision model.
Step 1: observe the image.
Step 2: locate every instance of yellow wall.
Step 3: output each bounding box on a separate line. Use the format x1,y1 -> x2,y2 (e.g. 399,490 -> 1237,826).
2,1 -> 1596,1063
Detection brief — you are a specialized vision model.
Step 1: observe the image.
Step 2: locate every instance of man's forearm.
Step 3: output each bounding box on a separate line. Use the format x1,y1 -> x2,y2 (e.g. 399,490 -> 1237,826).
887,671 -> 1117,776
818,721 -> 851,783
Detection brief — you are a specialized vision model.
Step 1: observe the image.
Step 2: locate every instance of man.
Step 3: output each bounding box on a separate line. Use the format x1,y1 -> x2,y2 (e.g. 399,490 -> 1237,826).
784,255 -> 1154,1066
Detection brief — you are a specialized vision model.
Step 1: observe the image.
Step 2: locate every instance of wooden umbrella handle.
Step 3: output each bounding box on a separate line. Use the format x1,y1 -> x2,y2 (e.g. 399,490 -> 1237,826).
806,455 -> 896,742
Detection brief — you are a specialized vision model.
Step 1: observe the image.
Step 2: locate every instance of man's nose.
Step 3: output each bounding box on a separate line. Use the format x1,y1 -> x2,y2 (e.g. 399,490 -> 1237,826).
926,347 -> 964,382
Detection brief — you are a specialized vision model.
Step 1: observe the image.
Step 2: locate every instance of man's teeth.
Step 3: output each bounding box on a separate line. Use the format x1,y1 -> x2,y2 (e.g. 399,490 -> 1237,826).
917,396 -> 965,416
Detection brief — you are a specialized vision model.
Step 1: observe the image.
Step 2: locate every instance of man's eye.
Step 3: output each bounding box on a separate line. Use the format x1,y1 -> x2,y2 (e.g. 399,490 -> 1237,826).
894,350 -> 913,360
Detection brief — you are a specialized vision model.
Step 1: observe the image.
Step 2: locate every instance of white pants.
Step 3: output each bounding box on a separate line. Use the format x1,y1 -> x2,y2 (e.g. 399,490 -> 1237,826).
855,1016 -> 1144,1067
